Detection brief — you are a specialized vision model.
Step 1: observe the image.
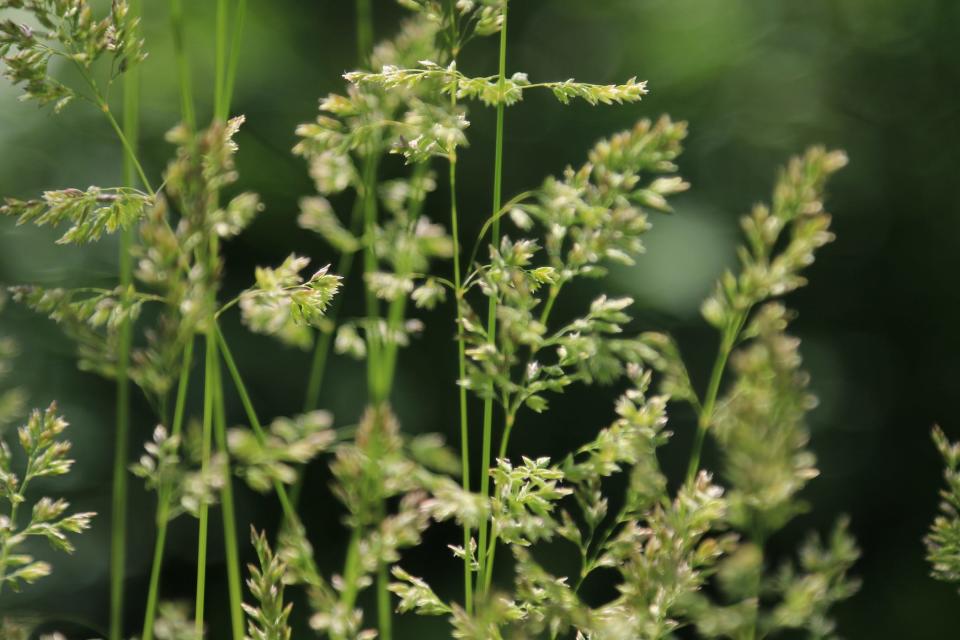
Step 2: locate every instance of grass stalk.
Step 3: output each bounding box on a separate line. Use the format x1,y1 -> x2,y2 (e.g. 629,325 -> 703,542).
295,191 -> 365,509
301,198 -> 363,412
169,0 -> 196,130
191,0 -> 247,631
361,153 -> 384,401
194,333 -> 217,636
356,0 -> 373,63
214,0 -> 229,121
141,339 -> 195,640
223,0 -> 248,117
482,282 -> 556,593
439,0 -> 475,613
298,0 -> 379,519
212,349 -> 245,640
214,326 -> 313,537
450,151 -> 474,613
110,1 -> 141,633
685,310 -> 748,484
349,6 -> 394,635
476,7 -> 510,598
301,0 -> 378,415
377,562 -> 392,640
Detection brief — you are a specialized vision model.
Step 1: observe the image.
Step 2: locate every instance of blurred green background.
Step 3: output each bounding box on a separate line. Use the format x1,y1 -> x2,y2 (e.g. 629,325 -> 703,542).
1,0 -> 959,637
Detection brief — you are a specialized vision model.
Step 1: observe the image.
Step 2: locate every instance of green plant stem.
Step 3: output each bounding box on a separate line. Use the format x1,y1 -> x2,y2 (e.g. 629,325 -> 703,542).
300,209 -> 362,411
0,455 -> 33,595
479,409 -> 513,594
110,6 -> 141,633
300,0 -> 378,417
356,0 -> 373,63
353,3 -> 390,627
214,0 -> 229,121
446,105 -> 474,615
685,310 -> 748,484
100,102 -> 154,196
449,152 -> 474,613
218,326 -> 332,619
476,6 -> 509,599
439,0 -> 475,613
214,326 -> 314,540
340,528 -> 363,612
212,350 -> 244,640
223,0 -> 247,117
379,166 -> 429,393
193,3 -> 247,633
169,0 -> 196,130
481,282 -> 558,593
361,154 -> 384,401
377,561 -> 392,640
69,57 -> 153,197
142,339 -> 194,640
194,333 -> 217,636
356,146 -> 393,640
295,195 -> 365,508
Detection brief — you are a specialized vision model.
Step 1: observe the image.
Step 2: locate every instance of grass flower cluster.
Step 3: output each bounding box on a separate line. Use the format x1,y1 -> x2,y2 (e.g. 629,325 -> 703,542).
0,1 -> 904,638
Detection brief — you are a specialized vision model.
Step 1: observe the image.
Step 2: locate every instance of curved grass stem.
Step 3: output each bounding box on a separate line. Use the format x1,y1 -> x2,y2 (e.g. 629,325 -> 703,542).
214,325 -> 316,550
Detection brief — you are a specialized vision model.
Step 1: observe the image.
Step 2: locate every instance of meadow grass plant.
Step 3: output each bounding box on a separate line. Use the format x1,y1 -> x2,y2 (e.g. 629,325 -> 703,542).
0,1 -> 870,638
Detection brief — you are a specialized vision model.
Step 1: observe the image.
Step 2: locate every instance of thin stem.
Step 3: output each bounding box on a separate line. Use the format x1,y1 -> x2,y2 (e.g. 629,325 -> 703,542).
480,409 -> 513,594
361,153 -> 384,401
379,164 -> 429,392
442,0 -> 473,612
194,334 -> 217,635
68,51 -> 153,197
0,462 -> 32,596
295,193 -> 366,507
141,340 -> 195,640
214,0 -> 229,121
302,245 -> 357,411
450,150 -> 474,613
482,282 -> 558,593
356,0 -> 373,64
110,6 -> 141,632
214,326 -> 315,539
108,195 -> 132,639
169,0 -> 196,130
685,310 -> 748,484
223,0 -> 247,117
476,5 -> 509,598
101,103 -> 154,196
357,148 -> 393,640
377,563 -> 392,640
465,190 -> 534,273
140,512 -> 169,640
300,0 -> 379,416
340,528 -> 363,612
353,4 -> 390,628
212,352 -> 245,640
